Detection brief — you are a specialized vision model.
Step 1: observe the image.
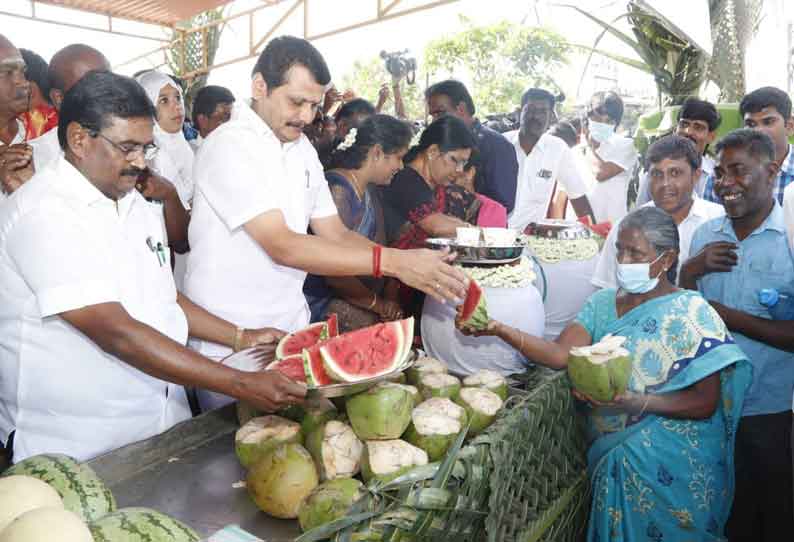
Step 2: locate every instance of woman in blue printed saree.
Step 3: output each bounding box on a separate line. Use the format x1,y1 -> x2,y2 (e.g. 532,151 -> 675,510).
458,207 -> 751,541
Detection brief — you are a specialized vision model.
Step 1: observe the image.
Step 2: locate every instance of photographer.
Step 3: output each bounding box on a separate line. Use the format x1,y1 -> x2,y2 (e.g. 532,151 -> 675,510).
379,50 -> 413,120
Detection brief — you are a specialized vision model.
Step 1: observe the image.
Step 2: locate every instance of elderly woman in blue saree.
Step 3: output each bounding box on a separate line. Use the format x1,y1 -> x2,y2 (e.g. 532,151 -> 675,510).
303,114 -> 413,332
458,206 -> 751,541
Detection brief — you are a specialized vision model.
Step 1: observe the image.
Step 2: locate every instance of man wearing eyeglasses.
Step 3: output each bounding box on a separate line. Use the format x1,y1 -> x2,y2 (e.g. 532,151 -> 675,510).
635,98 -> 722,206
0,71 -> 306,463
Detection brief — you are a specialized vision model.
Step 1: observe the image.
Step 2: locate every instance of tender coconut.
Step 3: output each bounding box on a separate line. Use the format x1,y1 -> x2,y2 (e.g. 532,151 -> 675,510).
235,415 -> 302,468
246,443 -> 319,519
406,357 -> 447,384
419,373 -> 461,399
568,334 -> 632,402
463,369 -> 508,400
570,334 -> 629,364
298,478 -> 364,533
300,398 -> 338,436
0,507 -> 92,542
0,476 -> 64,532
412,398 -> 465,435
308,421 -> 363,480
456,387 -> 503,436
363,440 -> 428,482
346,382 -> 413,440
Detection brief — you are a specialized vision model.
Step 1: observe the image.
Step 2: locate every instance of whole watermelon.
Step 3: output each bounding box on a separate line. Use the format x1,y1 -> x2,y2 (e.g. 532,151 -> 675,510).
89,507 -> 200,542
2,453 -> 116,522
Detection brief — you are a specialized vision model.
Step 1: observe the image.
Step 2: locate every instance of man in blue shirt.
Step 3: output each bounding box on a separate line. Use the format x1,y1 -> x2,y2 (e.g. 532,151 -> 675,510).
425,80 -> 518,213
681,129 -> 794,541
703,87 -> 794,205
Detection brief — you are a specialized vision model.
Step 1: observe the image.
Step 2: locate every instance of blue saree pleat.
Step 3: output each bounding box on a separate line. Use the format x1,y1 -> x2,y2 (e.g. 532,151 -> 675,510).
582,290 -> 752,542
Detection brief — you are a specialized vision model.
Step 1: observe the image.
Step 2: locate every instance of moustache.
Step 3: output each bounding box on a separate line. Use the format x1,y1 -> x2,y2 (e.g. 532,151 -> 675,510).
287,121 -> 305,129
121,168 -> 147,178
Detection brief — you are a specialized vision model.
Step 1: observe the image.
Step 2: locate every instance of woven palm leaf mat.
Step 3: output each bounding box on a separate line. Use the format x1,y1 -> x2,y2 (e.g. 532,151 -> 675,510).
297,368 -> 589,541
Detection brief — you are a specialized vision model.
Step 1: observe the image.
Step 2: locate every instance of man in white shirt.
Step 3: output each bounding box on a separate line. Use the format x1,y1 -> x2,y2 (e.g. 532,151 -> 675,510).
585,91 -> 638,224
592,134 -> 724,289
503,87 -> 595,232
186,37 -> 466,407
636,98 -> 721,206
0,35 -> 33,199
0,71 -> 306,462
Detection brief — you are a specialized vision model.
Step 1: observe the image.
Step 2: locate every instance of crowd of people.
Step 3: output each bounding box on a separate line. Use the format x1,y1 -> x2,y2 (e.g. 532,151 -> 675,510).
0,30 -> 793,542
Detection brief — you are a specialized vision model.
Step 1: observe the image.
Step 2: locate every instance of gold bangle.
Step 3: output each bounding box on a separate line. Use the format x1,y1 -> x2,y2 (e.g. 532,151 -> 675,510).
233,326 -> 246,352
638,395 -> 651,417
368,293 -> 378,310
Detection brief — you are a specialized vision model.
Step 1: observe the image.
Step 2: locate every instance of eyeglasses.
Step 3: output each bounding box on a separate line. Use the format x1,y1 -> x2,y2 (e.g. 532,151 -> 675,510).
92,131 -> 158,161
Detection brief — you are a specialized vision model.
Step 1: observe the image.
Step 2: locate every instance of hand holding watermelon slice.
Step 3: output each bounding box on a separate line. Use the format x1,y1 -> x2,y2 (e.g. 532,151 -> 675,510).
454,280 -> 498,336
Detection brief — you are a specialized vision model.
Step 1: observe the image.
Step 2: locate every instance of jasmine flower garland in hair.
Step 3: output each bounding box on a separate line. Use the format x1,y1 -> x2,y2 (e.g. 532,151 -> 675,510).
336,128 -> 357,151
409,127 -> 424,148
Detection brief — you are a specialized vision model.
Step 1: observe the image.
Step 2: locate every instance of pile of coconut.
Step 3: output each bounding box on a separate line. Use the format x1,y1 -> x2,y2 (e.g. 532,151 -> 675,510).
234,358 -> 507,535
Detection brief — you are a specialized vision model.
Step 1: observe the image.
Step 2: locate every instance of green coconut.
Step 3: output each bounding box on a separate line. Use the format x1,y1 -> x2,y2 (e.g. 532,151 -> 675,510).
406,357 -> 448,385
234,415 -> 302,468
403,384 -> 421,407
403,398 -> 467,461
386,372 -> 408,385
567,334 -> 632,402
297,478 -> 364,532
246,443 -> 319,519
346,382 -> 413,440
454,387 -> 503,436
418,373 -> 461,400
305,420 -> 364,481
300,397 -> 338,437
463,369 -> 508,401
360,440 -> 428,484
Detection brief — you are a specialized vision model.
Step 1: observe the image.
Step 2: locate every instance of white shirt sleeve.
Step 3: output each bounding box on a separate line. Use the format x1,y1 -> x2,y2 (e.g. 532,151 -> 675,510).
597,136 -> 637,172
198,131 -> 284,231
307,149 -> 337,220
591,219 -> 621,289
784,183 -> 794,250
556,145 -> 589,199
5,205 -> 120,317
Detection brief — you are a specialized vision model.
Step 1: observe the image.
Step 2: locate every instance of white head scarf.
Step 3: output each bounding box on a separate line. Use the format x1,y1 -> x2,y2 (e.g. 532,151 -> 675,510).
135,70 -> 194,206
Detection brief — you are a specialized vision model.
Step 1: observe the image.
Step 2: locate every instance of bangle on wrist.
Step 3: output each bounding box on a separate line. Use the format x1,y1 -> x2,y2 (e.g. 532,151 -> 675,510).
638,394 -> 651,416
372,245 -> 383,278
233,326 -> 246,352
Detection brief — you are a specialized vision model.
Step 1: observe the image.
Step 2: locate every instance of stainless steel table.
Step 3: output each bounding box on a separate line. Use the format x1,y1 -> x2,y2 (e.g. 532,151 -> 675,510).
87,405 -> 301,541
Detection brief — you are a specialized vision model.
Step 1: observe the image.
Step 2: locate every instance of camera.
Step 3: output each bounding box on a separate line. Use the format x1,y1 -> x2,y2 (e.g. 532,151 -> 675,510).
380,50 -> 417,84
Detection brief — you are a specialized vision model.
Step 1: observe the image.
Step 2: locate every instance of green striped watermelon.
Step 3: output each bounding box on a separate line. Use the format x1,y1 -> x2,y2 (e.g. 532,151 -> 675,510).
2,453 -> 116,522
88,507 -> 200,542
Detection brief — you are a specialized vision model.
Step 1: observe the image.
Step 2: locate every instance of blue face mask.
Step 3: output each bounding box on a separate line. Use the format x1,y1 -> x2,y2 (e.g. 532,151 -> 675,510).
616,252 -> 667,294
589,120 -> 615,143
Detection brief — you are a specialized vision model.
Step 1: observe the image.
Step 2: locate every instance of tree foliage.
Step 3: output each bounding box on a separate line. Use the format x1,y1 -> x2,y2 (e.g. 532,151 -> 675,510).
423,17 -> 570,115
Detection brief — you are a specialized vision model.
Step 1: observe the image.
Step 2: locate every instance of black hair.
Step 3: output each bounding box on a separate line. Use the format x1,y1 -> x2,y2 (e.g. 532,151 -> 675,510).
521,87 -> 558,108
740,86 -> 792,120
619,206 -> 680,283
678,97 -> 721,132
404,115 -> 477,163
714,128 -> 776,164
20,49 -> 50,103
646,134 -> 701,171
463,146 -> 481,173
335,98 -> 376,122
549,121 -> 577,148
565,116 -> 582,132
252,35 -> 331,89
426,80 -> 475,116
58,71 -> 155,151
589,91 -> 624,126
192,85 -> 235,126
329,114 -> 412,170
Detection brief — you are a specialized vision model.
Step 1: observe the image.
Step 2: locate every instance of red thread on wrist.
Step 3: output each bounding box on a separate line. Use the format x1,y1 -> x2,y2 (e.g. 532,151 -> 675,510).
373,246 -> 383,278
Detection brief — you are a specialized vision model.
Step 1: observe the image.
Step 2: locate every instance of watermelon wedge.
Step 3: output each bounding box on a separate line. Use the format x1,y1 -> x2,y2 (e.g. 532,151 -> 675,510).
459,280 -> 489,330
266,355 -> 306,383
276,322 -> 328,359
325,313 -> 339,338
302,345 -> 333,387
399,317 -> 415,364
320,321 -> 405,383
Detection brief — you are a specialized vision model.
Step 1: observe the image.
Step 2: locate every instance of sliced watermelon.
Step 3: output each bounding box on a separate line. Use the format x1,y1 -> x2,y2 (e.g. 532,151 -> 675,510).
276,322 -> 328,359
460,279 -> 489,330
266,354 -> 306,383
302,345 -> 333,387
399,317 -> 415,364
320,321 -> 405,383
325,313 -> 339,338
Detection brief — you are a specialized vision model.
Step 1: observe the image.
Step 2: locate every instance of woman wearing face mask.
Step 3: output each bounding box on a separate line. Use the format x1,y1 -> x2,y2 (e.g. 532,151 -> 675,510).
303,114 -> 412,331
135,71 -> 195,210
457,206 -> 751,542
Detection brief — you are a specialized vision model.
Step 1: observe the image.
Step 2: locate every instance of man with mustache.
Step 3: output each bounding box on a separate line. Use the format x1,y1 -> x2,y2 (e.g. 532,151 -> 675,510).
636,97 -> 721,205
0,34 -> 33,199
185,36 -> 467,410
502,87 -> 595,232
680,129 -> 794,541
593,134 -> 723,290
0,71 -> 306,464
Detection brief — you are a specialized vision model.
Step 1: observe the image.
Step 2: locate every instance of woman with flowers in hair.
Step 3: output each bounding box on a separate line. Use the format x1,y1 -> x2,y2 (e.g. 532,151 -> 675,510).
303,114 -> 413,331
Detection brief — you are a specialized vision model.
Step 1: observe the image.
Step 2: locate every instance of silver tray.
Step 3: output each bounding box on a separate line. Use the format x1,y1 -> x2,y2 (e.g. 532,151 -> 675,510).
426,237 -> 523,264
307,350 -> 418,399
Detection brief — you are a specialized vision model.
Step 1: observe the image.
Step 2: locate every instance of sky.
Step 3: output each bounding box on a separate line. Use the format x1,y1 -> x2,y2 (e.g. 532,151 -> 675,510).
1,0 -> 743,114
